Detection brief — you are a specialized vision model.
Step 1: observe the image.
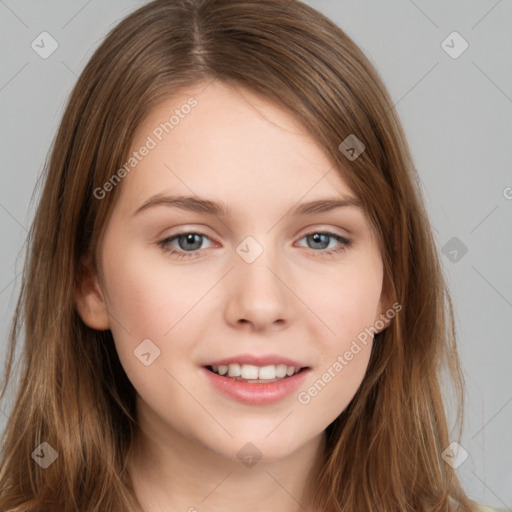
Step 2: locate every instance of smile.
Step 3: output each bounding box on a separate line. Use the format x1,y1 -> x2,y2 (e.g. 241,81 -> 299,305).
207,363 -> 303,382
202,365 -> 311,405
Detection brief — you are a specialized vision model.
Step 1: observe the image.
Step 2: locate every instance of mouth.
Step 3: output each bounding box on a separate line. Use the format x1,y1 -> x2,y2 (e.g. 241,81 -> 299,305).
201,362 -> 311,405
204,363 -> 309,384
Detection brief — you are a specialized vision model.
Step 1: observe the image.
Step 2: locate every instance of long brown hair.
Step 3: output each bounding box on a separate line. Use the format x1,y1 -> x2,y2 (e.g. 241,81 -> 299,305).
0,0 -> 479,510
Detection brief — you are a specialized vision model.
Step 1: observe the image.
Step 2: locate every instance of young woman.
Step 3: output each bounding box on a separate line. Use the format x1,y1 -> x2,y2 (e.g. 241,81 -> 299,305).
0,0 -> 501,511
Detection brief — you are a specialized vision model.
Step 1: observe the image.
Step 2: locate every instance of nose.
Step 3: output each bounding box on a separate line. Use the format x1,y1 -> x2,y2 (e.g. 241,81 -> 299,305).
223,245 -> 294,332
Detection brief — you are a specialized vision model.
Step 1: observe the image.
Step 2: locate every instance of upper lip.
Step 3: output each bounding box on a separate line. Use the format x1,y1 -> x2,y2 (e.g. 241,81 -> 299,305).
203,353 -> 309,368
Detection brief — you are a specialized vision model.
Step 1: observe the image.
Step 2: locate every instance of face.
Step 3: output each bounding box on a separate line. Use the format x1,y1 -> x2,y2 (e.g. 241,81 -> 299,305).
78,80 -> 390,463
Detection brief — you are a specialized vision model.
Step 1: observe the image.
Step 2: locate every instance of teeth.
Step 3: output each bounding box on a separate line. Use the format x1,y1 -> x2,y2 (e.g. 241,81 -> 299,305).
228,363 -> 241,377
258,365 -> 276,379
210,363 -> 301,380
276,364 -> 288,378
241,364 -> 259,379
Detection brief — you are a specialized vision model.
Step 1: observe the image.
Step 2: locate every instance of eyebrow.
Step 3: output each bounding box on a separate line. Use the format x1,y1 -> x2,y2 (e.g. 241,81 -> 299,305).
132,193 -> 362,218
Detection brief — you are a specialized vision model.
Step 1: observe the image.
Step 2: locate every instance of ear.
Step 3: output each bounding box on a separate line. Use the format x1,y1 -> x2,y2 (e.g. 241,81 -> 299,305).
74,255 -> 111,330
373,288 -> 395,334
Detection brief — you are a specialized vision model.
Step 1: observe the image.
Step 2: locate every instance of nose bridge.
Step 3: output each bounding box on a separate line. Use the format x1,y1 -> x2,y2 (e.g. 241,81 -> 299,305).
225,233 -> 292,328
234,233 -> 282,293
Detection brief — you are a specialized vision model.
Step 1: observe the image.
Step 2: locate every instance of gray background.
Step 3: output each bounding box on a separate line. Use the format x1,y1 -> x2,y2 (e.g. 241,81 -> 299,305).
1,0 -> 510,507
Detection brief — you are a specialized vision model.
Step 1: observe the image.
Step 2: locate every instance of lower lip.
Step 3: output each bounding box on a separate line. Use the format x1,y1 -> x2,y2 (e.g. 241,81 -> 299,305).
201,367 -> 310,405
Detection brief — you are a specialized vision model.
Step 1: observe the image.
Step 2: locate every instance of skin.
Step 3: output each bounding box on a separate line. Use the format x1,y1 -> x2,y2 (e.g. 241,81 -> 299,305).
75,79 -> 392,512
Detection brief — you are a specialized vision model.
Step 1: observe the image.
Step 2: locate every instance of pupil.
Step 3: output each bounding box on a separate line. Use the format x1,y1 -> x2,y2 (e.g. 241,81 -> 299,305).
180,233 -> 202,251
309,233 -> 328,249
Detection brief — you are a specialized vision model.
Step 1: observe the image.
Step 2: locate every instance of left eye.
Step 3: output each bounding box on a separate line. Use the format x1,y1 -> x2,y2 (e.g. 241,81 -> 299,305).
157,232 -> 214,258
156,231 -> 351,259
297,232 -> 350,252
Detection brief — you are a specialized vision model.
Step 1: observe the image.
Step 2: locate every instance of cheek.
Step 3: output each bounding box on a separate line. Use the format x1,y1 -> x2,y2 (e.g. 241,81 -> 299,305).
293,257 -> 381,420
298,252 -> 383,345
296,294 -> 377,427
102,242 -> 209,336
100,242 -> 216,382
296,343 -> 372,433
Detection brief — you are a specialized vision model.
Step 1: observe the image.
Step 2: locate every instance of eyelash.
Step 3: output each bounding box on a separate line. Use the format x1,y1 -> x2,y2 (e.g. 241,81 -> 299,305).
156,230 -> 352,260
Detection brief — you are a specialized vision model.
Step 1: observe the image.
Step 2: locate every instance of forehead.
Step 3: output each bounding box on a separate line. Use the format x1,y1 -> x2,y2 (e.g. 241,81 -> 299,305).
115,81 -> 359,218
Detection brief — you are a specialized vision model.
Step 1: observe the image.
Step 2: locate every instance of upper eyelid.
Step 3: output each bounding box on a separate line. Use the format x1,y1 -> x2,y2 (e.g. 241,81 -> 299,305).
161,221 -> 352,237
